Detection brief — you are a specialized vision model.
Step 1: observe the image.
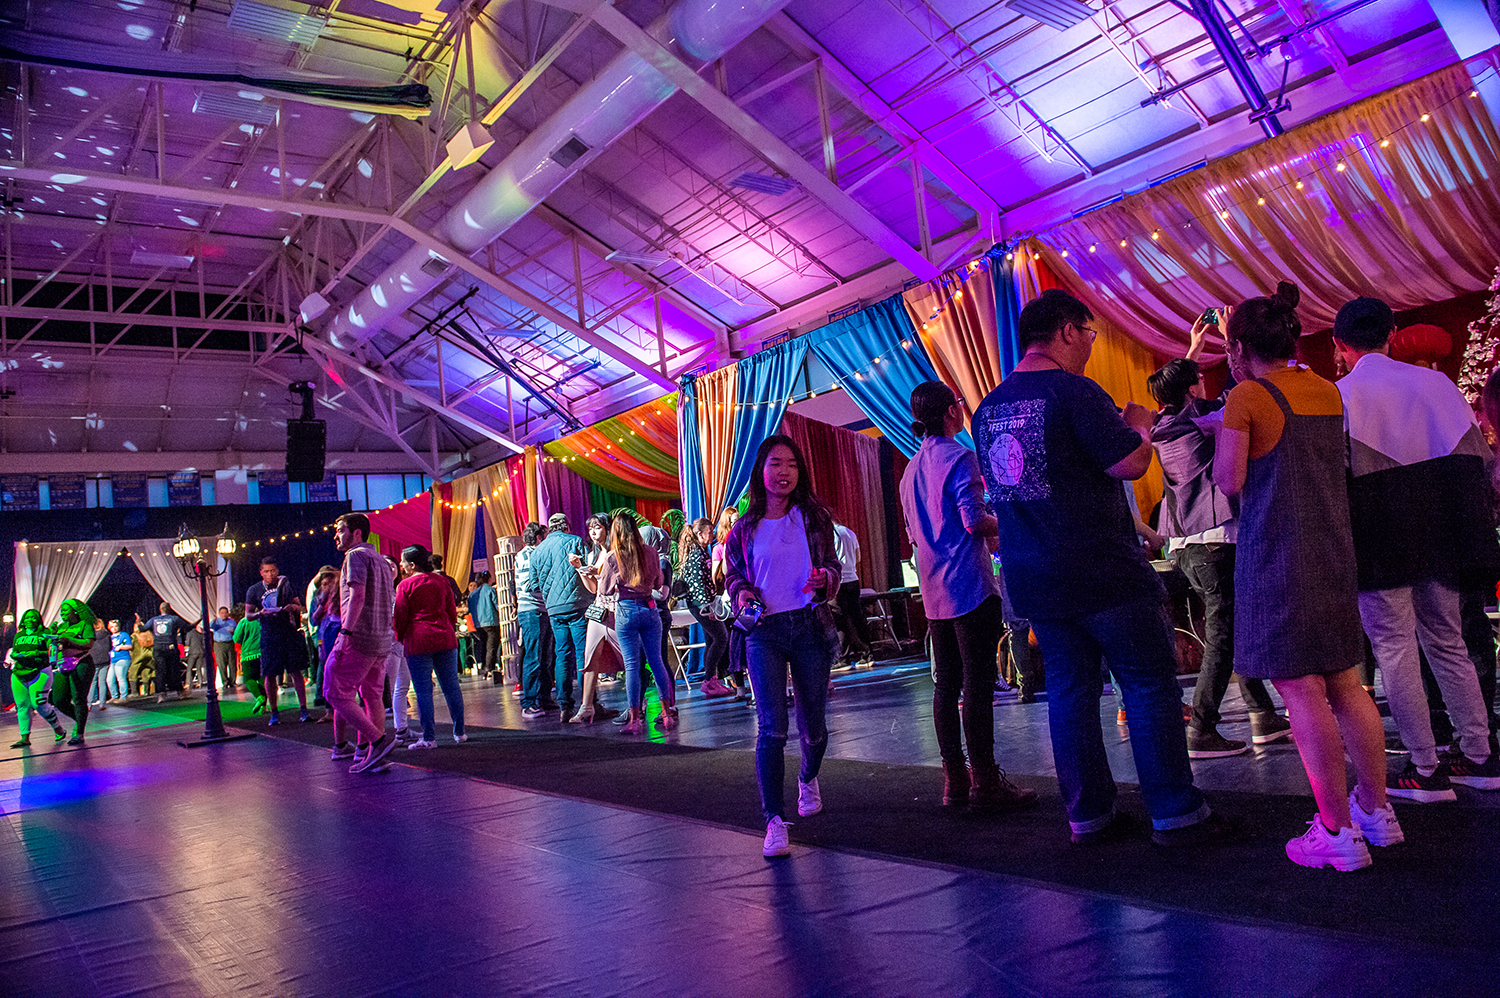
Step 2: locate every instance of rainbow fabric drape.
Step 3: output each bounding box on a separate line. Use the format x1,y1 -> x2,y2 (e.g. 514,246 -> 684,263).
540,396 -> 680,500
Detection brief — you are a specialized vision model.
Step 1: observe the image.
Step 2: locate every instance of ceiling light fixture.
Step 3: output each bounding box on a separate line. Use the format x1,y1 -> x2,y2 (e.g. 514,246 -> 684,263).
446,122 -> 494,170
227,0 -> 325,45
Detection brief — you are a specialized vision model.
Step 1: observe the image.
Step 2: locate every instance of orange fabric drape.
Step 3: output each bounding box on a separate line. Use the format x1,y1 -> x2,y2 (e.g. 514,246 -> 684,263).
523,447 -> 541,528
1041,63 -> 1500,355
902,264 -> 1003,422
466,461 -> 522,546
694,365 -> 740,517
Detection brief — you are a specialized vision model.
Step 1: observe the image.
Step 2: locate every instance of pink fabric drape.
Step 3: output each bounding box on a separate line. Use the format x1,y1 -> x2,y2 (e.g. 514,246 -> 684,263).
367,493 -> 432,560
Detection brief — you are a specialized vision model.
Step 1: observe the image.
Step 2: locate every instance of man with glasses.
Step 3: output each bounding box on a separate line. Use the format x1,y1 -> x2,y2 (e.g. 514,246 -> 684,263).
972,288 -> 1224,848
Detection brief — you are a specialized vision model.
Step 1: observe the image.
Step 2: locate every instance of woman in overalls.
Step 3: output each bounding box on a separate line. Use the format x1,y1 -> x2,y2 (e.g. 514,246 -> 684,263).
1210,282 -> 1399,871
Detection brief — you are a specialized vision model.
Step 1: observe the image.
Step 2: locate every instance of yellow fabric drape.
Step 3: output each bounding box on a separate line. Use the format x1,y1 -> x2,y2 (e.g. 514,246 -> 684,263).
432,475 -> 480,590
523,447 -> 541,527
477,463 -> 522,543
902,265 -> 1003,422
1042,63 -> 1500,354
694,365 -> 740,517
1082,314 -> 1167,518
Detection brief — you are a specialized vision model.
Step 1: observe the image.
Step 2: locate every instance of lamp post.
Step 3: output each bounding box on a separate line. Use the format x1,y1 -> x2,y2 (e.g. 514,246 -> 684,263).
172,524 -> 256,748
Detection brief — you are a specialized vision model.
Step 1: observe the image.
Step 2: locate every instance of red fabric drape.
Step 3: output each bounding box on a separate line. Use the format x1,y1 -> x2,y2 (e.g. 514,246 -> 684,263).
366,493 -> 432,559
781,411 -> 890,590
636,498 -> 676,526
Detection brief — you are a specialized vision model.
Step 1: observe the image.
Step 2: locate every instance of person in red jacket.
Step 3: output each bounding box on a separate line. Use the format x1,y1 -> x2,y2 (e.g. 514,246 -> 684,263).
394,545 -> 466,749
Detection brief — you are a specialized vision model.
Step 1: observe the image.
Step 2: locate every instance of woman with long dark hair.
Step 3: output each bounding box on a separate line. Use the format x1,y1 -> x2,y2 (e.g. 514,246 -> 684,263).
594,513 -> 675,733
679,517 -> 732,697
901,381 -> 1037,813
1210,282 -> 1396,870
571,512 -> 625,723
725,435 -> 842,858
394,544 -> 466,749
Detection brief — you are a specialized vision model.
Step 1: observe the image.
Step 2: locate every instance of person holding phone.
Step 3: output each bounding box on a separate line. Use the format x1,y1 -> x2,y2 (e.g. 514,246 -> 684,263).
724,435 -> 843,858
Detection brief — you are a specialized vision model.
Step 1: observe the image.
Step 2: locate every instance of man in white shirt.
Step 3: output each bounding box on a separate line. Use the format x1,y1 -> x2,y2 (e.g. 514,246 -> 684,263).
1334,296 -> 1500,801
832,523 -> 874,667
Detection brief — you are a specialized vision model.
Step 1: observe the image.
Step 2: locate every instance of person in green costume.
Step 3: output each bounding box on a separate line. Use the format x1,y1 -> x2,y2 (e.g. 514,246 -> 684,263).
49,598 -> 98,745
233,613 -> 268,713
7,610 -> 68,748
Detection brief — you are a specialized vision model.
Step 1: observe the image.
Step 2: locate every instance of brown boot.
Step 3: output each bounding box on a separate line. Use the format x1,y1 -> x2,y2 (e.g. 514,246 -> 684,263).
969,763 -> 1038,815
942,759 -> 971,809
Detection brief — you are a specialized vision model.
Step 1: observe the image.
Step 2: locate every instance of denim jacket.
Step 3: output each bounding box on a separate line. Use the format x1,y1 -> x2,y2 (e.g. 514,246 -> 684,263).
724,503 -> 841,612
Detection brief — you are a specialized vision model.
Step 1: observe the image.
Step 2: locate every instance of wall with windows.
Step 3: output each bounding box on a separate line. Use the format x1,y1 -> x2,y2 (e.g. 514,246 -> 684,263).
22,472 -> 432,511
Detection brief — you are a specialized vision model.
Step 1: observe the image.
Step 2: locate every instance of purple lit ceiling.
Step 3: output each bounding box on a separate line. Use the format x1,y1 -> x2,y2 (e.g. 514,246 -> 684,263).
0,0 -> 1465,472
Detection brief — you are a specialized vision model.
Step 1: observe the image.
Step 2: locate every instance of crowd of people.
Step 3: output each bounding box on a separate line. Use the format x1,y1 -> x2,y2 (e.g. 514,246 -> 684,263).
6,284 -> 1498,873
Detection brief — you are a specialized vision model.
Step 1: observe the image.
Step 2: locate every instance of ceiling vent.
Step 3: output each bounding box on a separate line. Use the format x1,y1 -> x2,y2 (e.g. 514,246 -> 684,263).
1005,0 -> 1094,32
227,0 -> 326,45
731,172 -> 796,196
419,254 -> 451,278
550,136 -> 590,168
192,89 -> 278,125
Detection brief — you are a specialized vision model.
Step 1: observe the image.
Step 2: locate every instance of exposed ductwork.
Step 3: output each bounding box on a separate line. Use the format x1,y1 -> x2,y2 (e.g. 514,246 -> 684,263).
323,0 -> 793,355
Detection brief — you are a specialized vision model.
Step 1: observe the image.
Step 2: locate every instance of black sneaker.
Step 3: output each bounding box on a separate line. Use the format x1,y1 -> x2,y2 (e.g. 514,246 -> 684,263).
1385,733 -> 1408,755
520,706 -> 545,719
1387,760 -> 1457,802
1441,749 -> 1500,790
1249,712 -> 1293,745
1187,729 -> 1250,759
1151,811 -> 1238,847
1071,810 -> 1140,846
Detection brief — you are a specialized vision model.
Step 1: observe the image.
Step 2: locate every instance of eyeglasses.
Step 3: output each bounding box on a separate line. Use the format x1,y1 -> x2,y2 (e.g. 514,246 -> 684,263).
1071,322 -> 1098,340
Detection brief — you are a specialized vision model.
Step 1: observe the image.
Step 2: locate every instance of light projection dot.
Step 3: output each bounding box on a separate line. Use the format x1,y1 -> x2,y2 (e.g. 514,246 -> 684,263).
125,24 -> 153,39
357,159 -> 373,178
96,146 -> 115,156
64,86 -> 88,97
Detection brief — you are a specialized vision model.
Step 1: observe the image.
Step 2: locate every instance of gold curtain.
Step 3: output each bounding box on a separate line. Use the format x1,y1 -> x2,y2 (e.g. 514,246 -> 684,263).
1081,312 -> 1167,518
694,365 -> 740,517
523,447 -> 541,525
431,474 -> 480,590
902,265 -> 1002,422
1041,63 -> 1500,353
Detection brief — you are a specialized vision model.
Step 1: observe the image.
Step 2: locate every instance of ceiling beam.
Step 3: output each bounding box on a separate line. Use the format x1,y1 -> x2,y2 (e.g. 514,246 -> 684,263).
590,5 -> 941,282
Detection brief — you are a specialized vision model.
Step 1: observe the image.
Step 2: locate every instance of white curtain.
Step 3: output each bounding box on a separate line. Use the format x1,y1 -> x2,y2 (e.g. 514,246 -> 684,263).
127,538 -> 232,625
12,540 -> 121,621
13,537 -> 232,625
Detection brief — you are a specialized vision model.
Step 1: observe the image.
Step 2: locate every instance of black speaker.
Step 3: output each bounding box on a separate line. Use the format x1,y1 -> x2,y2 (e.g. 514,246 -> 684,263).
286,418 -> 327,483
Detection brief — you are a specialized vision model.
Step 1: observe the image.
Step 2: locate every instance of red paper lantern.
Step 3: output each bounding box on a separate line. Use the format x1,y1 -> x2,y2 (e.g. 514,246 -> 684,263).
1389,323 -> 1452,367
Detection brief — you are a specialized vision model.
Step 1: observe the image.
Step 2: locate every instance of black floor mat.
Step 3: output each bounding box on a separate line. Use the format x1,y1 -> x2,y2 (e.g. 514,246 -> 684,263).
218,711 -> 1500,954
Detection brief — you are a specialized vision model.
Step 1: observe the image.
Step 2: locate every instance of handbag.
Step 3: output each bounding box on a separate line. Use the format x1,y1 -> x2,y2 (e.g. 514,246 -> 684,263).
584,602 -> 608,623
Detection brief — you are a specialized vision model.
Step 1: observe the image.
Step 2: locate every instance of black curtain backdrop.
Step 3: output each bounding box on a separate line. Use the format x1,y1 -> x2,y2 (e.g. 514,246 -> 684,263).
0,501 -> 351,616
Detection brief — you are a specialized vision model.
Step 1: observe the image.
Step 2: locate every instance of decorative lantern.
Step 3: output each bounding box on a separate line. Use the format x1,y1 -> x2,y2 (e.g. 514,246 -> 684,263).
1389,323 -> 1453,367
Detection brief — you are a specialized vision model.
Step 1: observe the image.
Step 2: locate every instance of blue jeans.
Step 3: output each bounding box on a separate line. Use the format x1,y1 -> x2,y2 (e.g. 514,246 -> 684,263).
518,609 -> 554,710
745,604 -> 837,822
617,599 -> 671,710
550,609 -> 588,716
1030,597 -> 1207,833
406,646 -> 464,742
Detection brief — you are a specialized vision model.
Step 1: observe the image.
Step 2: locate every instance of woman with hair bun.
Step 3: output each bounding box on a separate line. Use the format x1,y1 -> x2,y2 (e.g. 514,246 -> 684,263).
1209,282 -> 1397,871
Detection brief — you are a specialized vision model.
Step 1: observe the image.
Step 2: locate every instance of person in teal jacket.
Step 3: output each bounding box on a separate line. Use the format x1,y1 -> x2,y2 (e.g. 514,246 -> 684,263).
7,610 -> 67,748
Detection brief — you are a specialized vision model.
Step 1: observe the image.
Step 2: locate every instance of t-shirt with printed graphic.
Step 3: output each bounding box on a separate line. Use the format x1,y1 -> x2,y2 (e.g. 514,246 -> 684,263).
972,368 -> 1161,620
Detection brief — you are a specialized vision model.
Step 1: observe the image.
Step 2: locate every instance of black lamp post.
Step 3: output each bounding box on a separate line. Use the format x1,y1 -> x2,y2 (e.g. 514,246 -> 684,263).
172,524 -> 256,749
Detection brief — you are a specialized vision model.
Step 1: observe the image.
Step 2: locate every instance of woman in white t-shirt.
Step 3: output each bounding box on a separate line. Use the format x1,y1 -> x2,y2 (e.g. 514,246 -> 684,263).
724,435 -> 842,859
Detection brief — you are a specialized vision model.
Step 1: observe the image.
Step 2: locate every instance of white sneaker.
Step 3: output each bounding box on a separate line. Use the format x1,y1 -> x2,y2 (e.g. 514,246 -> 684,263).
762,816 -> 791,858
453,732 -> 467,744
797,777 -> 823,817
1348,789 -> 1405,846
407,738 -> 436,750
1285,818 -> 1372,871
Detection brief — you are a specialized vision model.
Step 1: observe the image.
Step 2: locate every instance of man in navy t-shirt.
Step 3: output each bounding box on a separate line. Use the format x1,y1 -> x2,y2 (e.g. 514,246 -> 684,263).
146,604 -> 189,700
972,288 -> 1217,849
245,556 -> 308,724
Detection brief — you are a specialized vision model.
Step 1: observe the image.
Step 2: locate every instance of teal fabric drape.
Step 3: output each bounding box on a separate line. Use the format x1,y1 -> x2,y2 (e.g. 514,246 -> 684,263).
677,374 -> 709,520
809,294 -> 955,458
722,337 -> 810,511
991,245 -> 1025,378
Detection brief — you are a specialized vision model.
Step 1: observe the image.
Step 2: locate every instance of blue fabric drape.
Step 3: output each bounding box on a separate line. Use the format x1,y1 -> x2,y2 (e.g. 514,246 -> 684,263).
809,295 -> 955,458
721,337 -> 810,512
991,245 -> 1025,378
677,374 -> 709,520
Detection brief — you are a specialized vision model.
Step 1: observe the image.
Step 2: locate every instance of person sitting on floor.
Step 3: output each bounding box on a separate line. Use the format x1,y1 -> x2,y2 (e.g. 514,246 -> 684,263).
1148,317 -> 1291,758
